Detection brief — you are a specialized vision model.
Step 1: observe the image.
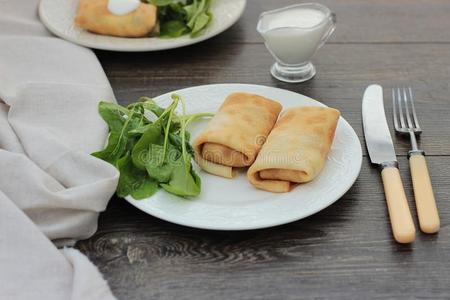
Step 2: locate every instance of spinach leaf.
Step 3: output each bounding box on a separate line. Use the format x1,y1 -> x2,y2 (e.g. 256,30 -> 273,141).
186,0 -> 207,29
183,1 -> 197,21
160,155 -> 201,197
96,101 -> 129,132
116,152 -> 158,200
92,102 -> 144,165
191,11 -> 212,37
160,20 -> 189,38
145,143 -> 180,182
131,122 -> 164,170
149,0 -> 212,38
146,160 -> 174,182
128,123 -> 155,136
92,131 -> 122,165
149,0 -> 178,6
169,132 -> 194,156
139,97 -> 165,117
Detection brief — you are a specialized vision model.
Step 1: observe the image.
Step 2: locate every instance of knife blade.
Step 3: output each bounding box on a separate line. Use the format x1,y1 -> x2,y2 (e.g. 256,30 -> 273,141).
362,84 -> 416,243
362,84 -> 397,165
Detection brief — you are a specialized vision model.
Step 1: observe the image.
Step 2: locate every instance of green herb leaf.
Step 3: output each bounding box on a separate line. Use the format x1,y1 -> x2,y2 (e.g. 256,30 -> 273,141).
160,20 -> 189,38
183,1 -> 198,21
131,122 -> 164,170
96,101 -> 129,132
151,0 -> 212,38
139,97 -> 165,117
187,0 -> 207,29
160,156 -> 201,197
191,11 -> 211,37
148,0 -> 177,6
169,132 -> 194,156
116,152 -> 158,200
92,102 -> 144,165
145,144 -> 180,182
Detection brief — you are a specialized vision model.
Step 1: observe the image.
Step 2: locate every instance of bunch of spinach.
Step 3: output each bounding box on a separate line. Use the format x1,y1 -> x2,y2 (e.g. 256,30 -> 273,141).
92,95 -> 213,199
148,0 -> 213,38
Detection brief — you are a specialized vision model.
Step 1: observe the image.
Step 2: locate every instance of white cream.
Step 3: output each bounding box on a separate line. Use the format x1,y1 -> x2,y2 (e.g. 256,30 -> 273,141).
107,0 -> 140,16
258,7 -> 330,65
266,8 -> 325,29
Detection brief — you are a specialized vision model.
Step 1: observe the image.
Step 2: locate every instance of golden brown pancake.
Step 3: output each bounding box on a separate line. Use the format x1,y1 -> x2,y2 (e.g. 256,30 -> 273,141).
247,106 -> 340,192
75,0 -> 157,38
194,92 -> 282,178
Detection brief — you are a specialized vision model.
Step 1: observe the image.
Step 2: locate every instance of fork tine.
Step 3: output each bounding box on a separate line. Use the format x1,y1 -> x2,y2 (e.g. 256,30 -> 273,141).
408,87 -> 421,129
392,88 -> 400,130
397,88 -> 407,128
403,87 -> 414,129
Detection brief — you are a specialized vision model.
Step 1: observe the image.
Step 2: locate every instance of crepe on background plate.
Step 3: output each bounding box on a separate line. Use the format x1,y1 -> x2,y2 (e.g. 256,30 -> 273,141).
75,0 -> 157,37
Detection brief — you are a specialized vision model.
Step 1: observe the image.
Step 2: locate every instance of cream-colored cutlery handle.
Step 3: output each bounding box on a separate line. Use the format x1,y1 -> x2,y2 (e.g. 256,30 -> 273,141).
381,167 -> 416,243
409,154 -> 440,233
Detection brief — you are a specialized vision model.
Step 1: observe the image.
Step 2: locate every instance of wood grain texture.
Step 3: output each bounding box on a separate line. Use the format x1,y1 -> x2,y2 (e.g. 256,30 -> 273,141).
77,0 -> 450,299
97,43 -> 450,156
77,158 -> 450,300
182,0 -> 450,44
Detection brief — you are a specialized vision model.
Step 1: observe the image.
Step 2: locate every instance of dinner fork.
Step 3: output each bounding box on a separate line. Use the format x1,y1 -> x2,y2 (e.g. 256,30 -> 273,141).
392,87 -> 440,233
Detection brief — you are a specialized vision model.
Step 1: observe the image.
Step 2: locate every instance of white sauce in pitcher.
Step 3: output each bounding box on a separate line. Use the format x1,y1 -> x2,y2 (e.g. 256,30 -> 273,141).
259,7 -> 329,65
266,8 -> 325,29
107,0 -> 140,16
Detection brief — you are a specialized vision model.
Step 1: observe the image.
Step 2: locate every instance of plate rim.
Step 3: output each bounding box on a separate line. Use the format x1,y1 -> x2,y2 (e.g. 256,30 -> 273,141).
124,83 -> 363,231
38,0 -> 247,52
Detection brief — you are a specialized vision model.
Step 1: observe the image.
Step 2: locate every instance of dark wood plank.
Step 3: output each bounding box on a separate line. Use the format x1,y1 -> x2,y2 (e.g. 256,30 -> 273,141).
96,42 -> 450,156
77,156 -> 450,300
192,0 -> 450,44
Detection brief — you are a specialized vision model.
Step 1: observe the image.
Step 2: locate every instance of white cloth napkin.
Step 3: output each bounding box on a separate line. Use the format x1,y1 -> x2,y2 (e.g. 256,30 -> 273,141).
0,1 -> 119,299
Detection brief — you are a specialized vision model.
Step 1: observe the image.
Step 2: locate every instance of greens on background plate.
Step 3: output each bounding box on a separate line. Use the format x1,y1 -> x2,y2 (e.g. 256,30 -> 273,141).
93,95 -> 213,199
149,0 -> 213,38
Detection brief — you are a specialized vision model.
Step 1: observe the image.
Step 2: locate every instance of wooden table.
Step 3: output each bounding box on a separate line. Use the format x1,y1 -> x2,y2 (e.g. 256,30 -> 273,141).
77,1 -> 450,299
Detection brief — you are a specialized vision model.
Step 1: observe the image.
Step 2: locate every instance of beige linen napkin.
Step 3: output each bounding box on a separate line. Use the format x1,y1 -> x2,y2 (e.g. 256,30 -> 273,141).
0,0 -> 119,299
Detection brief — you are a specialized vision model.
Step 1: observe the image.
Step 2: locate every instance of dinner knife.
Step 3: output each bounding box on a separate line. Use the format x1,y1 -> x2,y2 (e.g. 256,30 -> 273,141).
362,84 -> 416,243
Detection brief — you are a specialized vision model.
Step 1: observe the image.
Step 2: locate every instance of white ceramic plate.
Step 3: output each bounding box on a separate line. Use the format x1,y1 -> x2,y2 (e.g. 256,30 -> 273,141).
124,84 -> 362,230
39,0 -> 246,51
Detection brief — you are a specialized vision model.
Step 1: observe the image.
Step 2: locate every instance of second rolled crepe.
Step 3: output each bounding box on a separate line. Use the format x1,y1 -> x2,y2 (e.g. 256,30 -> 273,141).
247,106 -> 340,192
193,92 -> 282,178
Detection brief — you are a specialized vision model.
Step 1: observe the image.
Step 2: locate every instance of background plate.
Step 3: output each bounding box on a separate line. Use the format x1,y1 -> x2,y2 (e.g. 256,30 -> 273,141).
39,0 -> 246,51
124,84 -> 362,230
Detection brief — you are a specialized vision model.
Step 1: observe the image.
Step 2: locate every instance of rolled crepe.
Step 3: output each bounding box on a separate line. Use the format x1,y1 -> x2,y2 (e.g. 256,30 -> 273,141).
193,92 -> 282,178
247,106 -> 340,192
75,0 -> 157,38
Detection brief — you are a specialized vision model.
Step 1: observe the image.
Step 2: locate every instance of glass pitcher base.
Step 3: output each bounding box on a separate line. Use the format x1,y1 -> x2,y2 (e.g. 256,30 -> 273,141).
270,62 -> 316,83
